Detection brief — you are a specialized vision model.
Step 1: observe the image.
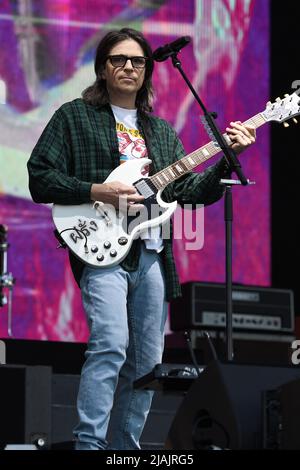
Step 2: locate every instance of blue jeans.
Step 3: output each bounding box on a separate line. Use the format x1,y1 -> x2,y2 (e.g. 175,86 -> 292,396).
73,243 -> 168,450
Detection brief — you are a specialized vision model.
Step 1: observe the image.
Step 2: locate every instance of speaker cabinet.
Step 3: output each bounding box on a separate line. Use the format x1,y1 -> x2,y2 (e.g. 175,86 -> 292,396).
0,365 -> 51,448
51,374 -> 80,445
166,361 -> 300,449
264,377 -> 300,449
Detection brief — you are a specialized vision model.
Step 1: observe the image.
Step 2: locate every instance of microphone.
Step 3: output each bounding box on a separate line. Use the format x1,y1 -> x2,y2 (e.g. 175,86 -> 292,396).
152,36 -> 191,62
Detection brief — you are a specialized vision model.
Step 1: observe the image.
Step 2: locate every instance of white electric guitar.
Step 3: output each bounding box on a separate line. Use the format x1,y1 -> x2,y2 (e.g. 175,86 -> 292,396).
53,93 -> 300,267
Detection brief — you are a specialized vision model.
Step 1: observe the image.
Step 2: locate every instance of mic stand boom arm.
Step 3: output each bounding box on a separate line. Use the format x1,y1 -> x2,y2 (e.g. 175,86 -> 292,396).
170,54 -> 248,185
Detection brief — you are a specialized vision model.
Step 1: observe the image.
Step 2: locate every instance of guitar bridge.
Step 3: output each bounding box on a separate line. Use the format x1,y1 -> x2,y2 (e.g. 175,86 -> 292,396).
93,201 -> 112,225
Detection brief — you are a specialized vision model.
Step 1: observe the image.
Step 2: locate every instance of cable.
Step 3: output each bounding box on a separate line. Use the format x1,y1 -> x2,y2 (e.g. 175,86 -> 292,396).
201,330 -> 218,361
58,227 -> 88,253
184,331 -> 202,378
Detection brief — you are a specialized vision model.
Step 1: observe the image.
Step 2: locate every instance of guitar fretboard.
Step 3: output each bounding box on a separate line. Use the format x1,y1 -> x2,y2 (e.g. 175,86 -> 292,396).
150,113 -> 266,190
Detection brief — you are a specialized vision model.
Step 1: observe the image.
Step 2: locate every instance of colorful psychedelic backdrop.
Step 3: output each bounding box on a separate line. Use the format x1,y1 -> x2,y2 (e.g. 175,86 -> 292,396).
0,0 -> 270,340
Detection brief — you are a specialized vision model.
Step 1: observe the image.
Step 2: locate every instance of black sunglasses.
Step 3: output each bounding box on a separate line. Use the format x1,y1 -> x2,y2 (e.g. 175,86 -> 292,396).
107,55 -> 148,69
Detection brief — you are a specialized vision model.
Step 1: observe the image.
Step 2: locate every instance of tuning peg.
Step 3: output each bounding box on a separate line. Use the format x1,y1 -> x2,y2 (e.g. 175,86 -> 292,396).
284,94 -> 289,98
293,118 -> 298,124
267,101 -> 272,106
276,97 -> 281,102
283,122 -> 289,128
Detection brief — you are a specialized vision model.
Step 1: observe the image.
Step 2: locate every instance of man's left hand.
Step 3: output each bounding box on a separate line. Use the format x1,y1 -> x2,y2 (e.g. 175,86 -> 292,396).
226,121 -> 256,155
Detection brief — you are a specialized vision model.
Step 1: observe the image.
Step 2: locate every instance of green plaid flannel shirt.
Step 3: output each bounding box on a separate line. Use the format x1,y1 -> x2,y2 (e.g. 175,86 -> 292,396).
27,99 -> 229,300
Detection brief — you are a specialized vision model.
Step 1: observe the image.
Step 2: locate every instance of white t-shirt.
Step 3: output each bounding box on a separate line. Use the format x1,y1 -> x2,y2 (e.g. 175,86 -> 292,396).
111,104 -> 163,252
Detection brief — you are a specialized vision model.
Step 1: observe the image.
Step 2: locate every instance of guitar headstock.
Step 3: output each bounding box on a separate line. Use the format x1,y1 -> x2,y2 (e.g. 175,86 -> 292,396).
262,92 -> 300,126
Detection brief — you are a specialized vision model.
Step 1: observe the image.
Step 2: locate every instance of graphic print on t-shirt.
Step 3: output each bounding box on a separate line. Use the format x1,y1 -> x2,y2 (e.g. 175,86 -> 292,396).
116,122 -> 149,175
111,105 -> 162,251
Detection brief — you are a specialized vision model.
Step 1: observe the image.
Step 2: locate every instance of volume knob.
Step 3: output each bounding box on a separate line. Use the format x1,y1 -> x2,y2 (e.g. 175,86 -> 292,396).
91,245 -> 98,253
118,237 -> 128,245
104,241 -> 111,249
96,254 -> 104,262
110,250 -> 117,257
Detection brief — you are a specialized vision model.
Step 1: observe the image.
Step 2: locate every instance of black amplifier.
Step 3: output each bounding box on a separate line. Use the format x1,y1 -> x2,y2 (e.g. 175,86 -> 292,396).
170,282 -> 294,334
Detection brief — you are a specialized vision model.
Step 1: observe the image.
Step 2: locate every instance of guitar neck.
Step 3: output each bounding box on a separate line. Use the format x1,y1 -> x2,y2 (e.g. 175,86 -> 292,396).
150,112 -> 266,190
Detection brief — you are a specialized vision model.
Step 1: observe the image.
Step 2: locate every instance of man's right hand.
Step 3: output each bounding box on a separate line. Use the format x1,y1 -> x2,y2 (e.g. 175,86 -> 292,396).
90,181 -> 145,209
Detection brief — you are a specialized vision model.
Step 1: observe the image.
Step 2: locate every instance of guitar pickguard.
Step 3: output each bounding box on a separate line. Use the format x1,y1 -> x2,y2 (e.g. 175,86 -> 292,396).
52,159 -> 177,267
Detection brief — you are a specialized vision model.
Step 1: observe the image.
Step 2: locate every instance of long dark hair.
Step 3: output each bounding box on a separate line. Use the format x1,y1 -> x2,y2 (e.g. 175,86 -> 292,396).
82,28 -> 154,113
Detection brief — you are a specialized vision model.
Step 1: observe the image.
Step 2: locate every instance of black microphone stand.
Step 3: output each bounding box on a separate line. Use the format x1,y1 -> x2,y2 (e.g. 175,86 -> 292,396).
169,52 -> 252,361
0,225 -> 15,337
